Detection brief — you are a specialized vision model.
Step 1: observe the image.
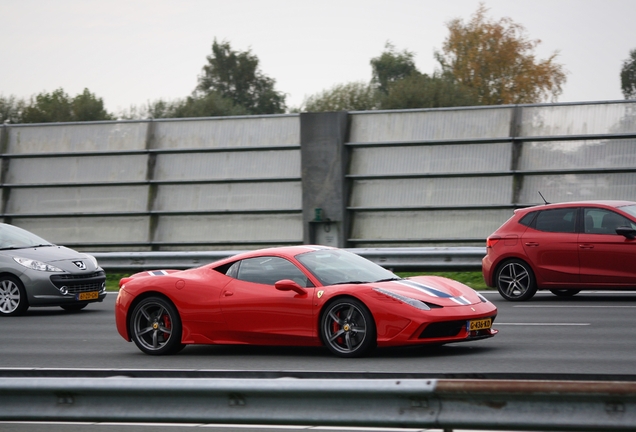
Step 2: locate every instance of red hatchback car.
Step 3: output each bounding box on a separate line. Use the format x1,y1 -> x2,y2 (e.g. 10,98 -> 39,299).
483,200 -> 636,301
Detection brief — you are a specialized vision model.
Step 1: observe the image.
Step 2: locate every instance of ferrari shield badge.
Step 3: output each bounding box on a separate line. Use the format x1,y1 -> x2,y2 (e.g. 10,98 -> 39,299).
317,290 -> 324,298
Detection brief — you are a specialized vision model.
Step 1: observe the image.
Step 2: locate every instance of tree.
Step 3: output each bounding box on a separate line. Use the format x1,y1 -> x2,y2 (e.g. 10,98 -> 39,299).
436,4 -> 566,105
21,88 -> 113,123
370,42 -> 419,95
71,88 -> 112,121
381,72 -> 480,109
621,48 -> 636,99
196,39 -> 286,114
0,94 -> 25,123
303,81 -> 378,112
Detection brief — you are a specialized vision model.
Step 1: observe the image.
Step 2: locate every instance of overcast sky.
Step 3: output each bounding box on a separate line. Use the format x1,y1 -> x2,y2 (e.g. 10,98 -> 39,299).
1,0 -> 634,114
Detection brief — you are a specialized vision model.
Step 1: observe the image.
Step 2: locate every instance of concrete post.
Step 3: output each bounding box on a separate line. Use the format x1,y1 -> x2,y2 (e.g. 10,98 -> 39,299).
300,112 -> 349,248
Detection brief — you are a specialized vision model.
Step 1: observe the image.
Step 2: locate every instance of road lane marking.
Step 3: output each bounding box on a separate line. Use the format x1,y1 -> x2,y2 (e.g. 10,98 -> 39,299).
493,322 -> 592,327
513,305 -> 636,308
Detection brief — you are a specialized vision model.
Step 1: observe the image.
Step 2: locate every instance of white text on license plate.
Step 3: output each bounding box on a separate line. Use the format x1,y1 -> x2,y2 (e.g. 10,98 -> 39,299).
468,318 -> 492,331
77,291 -> 99,301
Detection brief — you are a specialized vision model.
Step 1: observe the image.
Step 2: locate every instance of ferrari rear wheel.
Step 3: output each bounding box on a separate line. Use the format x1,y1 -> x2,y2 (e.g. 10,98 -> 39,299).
130,296 -> 184,355
321,298 -> 376,358
550,289 -> 580,297
0,275 -> 29,316
496,259 -> 537,301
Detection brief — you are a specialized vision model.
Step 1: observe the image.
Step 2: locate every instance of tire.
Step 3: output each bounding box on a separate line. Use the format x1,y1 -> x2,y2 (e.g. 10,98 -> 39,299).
495,259 -> 537,301
0,275 -> 29,316
550,289 -> 580,297
61,304 -> 88,312
320,297 -> 376,358
129,296 -> 184,355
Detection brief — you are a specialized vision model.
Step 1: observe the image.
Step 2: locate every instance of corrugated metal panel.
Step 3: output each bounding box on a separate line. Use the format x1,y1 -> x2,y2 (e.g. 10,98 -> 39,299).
519,103 -> 636,137
154,182 -> 301,212
6,155 -> 147,184
6,186 -> 149,214
11,217 -> 150,244
519,138 -> 636,171
152,115 -> 300,149
349,107 -> 513,143
349,209 -> 511,240
155,214 -> 302,243
6,122 -> 148,154
154,150 -> 300,181
519,173 -> 636,203
349,143 -> 511,176
350,177 -> 512,208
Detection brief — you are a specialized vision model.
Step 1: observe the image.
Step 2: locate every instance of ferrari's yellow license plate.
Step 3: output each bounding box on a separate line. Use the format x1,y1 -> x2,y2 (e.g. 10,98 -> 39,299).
468,318 -> 492,331
77,291 -> 99,301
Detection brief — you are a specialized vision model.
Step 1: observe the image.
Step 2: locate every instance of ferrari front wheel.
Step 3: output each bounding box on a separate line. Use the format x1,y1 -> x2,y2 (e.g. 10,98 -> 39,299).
321,298 -> 376,358
130,296 -> 184,355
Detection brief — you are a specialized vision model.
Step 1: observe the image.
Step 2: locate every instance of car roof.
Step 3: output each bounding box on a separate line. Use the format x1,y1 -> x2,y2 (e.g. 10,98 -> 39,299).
216,245 -> 335,263
517,200 -> 636,213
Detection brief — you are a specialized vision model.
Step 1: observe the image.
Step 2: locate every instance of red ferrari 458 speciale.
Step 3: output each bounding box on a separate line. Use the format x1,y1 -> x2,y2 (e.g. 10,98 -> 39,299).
115,246 -> 497,357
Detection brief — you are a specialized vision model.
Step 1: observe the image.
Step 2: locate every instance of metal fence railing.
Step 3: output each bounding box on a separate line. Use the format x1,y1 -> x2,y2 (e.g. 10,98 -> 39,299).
92,247 -> 487,273
2,377 -> 635,431
2,100 -> 636,252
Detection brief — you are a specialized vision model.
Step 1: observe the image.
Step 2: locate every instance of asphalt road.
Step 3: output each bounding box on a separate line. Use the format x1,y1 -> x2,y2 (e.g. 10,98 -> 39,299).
2,290 -> 636,376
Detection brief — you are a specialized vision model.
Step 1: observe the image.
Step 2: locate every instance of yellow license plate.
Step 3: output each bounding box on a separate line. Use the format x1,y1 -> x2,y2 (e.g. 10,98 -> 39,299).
468,318 -> 492,331
78,291 -> 99,301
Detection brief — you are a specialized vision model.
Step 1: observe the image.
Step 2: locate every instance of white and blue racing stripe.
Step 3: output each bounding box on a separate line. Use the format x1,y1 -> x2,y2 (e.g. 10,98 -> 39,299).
396,280 -> 471,305
147,270 -> 170,276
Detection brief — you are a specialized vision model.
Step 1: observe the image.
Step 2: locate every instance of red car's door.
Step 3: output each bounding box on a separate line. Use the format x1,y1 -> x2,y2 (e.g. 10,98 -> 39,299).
578,208 -> 636,286
521,207 -> 580,286
220,256 -> 316,345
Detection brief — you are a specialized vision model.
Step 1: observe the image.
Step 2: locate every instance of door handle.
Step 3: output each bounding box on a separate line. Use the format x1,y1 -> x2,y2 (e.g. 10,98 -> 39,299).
525,242 -> 539,247
223,290 -> 234,297
579,244 -> 594,249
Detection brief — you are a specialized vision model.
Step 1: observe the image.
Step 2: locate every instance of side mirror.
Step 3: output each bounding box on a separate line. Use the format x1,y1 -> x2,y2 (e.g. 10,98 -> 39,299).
275,279 -> 307,295
616,226 -> 636,239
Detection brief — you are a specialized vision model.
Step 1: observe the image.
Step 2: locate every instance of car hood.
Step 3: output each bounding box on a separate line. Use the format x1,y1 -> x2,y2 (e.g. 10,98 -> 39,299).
373,277 -> 479,307
0,246 -> 100,272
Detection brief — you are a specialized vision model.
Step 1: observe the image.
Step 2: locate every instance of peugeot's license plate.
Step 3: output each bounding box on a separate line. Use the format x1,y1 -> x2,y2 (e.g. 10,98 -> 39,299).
77,291 -> 99,301
468,318 -> 492,331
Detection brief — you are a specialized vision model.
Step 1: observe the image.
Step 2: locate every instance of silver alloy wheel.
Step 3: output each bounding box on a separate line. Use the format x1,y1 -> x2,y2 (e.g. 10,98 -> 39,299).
0,278 -> 21,315
496,260 -> 537,301
321,300 -> 375,357
132,300 -> 175,352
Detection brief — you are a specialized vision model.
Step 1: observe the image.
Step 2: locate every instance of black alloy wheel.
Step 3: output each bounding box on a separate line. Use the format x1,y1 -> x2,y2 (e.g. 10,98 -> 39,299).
496,259 -> 537,301
0,275 -> 29,316
320,298 -> 376,358
130,296 -> 184,355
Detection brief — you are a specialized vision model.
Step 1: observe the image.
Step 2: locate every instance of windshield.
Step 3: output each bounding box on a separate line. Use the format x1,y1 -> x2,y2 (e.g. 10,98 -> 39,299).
296,249 -> 399,286
618,204 -> 636,219
0,223 -> 53,250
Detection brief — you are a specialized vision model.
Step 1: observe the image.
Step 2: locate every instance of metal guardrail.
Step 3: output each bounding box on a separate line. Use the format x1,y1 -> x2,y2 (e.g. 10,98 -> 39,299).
92,247 -> 487,272
1,377 -> 635,430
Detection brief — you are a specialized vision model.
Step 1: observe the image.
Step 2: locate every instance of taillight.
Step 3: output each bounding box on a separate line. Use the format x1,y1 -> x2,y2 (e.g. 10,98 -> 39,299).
486,236 -> 501,248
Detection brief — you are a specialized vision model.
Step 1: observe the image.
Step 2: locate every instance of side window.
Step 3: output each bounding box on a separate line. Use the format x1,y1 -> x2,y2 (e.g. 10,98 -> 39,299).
235,256 -> 311,287
534,208 -> 576,233
519,211 -> 538,227
584,208 -> 635,234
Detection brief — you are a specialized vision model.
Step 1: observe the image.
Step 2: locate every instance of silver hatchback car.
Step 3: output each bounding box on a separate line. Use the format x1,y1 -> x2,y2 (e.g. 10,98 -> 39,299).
0,223 -> 106,316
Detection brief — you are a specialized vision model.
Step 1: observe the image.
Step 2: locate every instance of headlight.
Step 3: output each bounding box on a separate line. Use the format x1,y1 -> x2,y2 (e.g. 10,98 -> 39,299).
83,254 -> 99,268
373,287 -> 431,311
477,293 -> 489,303
13,257 -> 64,272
